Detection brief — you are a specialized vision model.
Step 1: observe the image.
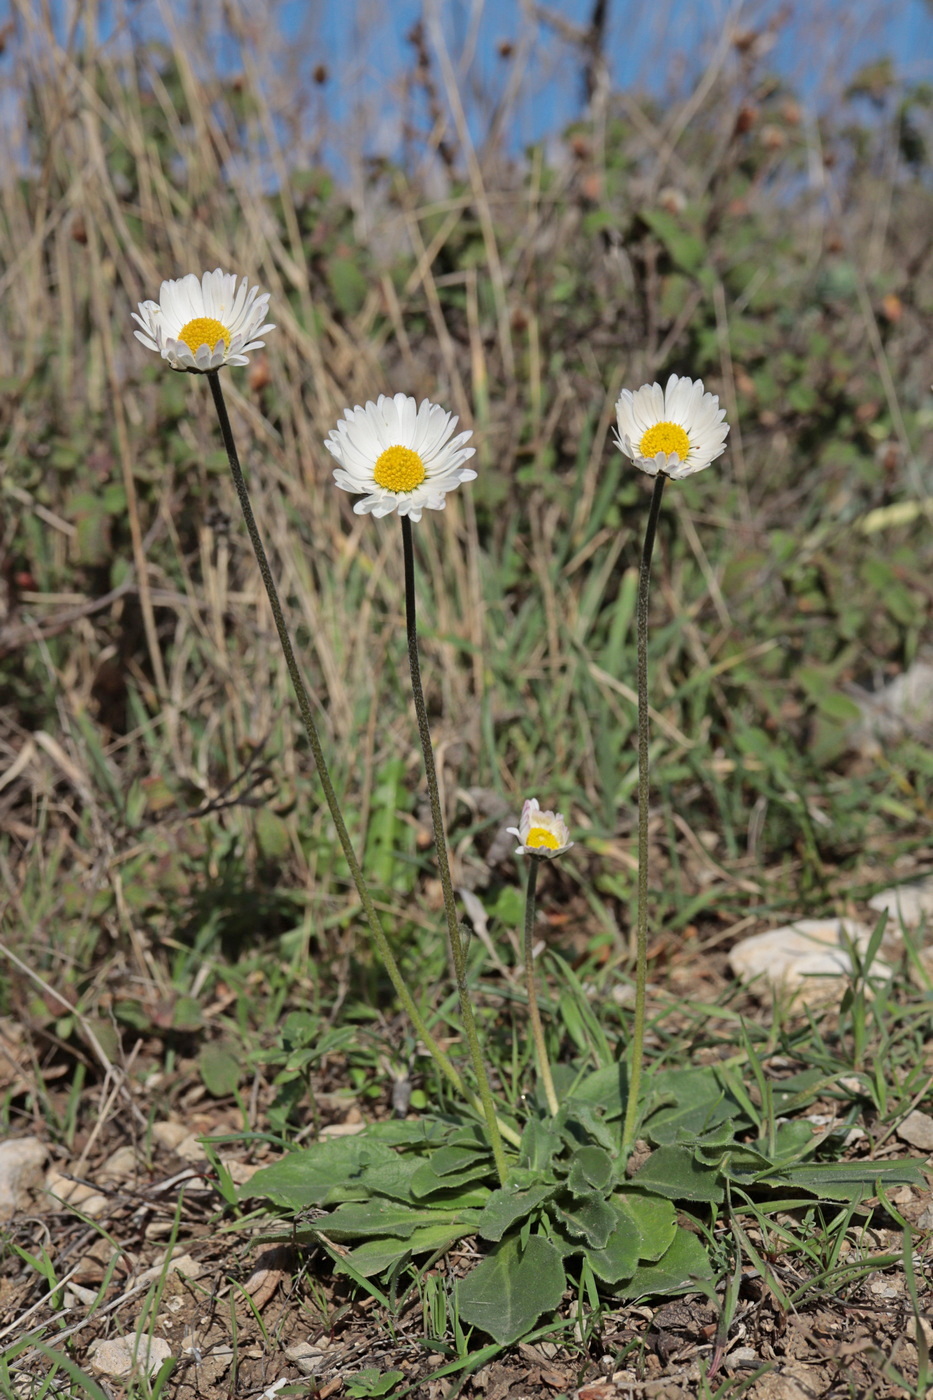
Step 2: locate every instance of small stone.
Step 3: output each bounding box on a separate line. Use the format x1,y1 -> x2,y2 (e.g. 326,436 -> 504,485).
897,1111 -> 933,1152
151,1121 -> 189,1152
284,1342 -> 327,1375
44,1169 -> 108,1217
64,1282 -> 99,1308
221,1158 -> 262,1185
174,1134 -> 208,1164
870,878 -> 933,929
728,919 -> 886,1004
99,1146 -> 139,1183
0,1137 -> 48,1219
137,1251 -> 202,1287
89,1335 -> 173,1377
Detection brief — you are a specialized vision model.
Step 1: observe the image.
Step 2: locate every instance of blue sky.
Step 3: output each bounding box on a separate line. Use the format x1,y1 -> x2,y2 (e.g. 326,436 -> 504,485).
274,0 -> 933,158
5,0 -> 930,168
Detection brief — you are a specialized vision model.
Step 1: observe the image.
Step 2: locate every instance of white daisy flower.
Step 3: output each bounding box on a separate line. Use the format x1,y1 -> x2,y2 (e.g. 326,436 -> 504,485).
614,373 -> 729,479
325,393 -> 476,522
508,798 -> 573,860
133,268 -> 275,373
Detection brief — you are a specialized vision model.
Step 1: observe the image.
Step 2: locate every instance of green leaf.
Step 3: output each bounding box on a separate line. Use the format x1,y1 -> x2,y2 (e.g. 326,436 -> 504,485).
338,1219 -> 479,1277
254,808 -> 291,860
567,1145 -> 615,1194
313,1200 -> 441,1240
423,1142 -> 489,1176
346,1368 -> 406,1398
365,1119 -> 454,1148
409,1157 -> 495,1199
621,1191 -> 678,1262
553,1192 -> 616,1249
519,1118 -> 563,1172
477,1183 -> 555,1242
640,207 -> 706,275
644,1067 -> 743,1145
560,1103 -> 619,1154
584,1197 -> 642,1284
241,1137 -> 397,1209
457,1234 -> 566,1345
198,1044 -> 241,1098
765,1160 -> 927,1201
570,1064 -> 627,1120
615,1227 -> 716,1300
631,1146 -> 724,1204
328,256 -> 368,316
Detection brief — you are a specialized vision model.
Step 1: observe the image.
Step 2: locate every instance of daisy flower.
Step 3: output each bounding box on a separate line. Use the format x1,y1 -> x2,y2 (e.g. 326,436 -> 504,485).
133,268 -> 274,373
508,799 -> 573,860
325,393 -> 476,522
614,373 -> 729,479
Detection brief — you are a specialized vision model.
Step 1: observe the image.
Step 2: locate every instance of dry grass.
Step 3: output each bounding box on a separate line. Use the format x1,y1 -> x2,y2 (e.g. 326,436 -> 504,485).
2,1 -> 933,1393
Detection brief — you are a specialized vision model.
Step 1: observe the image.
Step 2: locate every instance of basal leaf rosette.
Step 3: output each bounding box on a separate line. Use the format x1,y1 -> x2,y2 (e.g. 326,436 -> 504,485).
614,373 -> 728,479
133,268 -> 274,373
325,392 -> 476,522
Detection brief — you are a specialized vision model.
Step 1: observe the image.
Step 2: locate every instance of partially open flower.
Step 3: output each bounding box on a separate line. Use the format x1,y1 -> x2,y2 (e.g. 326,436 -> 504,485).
614,373 -> 728,479
508,798 -> 573,859
133,269 -> 274,373
325,393 -> 476,522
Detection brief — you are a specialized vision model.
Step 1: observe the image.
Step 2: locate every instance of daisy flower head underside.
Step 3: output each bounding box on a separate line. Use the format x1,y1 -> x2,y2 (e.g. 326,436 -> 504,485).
325,393 -> 476,522
133,269 -> 274,373
508,798 -> 573,860
614,373 -> 729,479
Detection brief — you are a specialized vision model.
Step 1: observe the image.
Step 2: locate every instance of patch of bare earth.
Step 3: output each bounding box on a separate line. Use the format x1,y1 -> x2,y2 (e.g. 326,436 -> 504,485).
2,1074 -> 932,1400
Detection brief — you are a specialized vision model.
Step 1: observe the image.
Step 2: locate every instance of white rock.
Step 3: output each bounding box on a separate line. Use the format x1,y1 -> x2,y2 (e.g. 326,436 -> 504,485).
45,1170 -> 108,1217
88,1334 -> 173,1377
99,1146 -> 139,1184
137,1251 -> 202,1286
896,1110 -> 933,1152
151,1121 -> 189,1152
0,1137 -> 47,1219
848,659 -> 933,755
869,878 -> 933,929
728,919 -> 887,1003
285,1342 -> 327,1375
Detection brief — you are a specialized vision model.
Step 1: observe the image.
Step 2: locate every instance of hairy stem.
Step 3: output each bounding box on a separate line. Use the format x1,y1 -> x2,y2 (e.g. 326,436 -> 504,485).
621,471 -> 667,1159
401,514 -> 509,1184
522,858 -> 559,1116
208,373 -> 520,1146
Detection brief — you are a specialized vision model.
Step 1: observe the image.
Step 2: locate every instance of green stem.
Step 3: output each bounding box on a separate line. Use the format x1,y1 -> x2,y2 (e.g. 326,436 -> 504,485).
207,373 -> 519,1146
523,858 -> 559,1117
621,471 -> 667,1159
401,515 -> 509,1185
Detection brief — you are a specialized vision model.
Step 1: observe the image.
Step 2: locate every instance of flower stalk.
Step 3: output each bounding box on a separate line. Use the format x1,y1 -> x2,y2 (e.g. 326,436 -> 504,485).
401,515 -> 509,1185
206,372 -> 520,1149
621,471 -> 667,1159
522,858 -> 560,1117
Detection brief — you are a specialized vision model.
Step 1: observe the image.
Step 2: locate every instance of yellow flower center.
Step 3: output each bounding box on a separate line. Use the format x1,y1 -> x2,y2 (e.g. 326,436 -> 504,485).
373,445 -> 426,493
639,421 -> 690,461
177,316 -> 230,354
527,826 -> 560,851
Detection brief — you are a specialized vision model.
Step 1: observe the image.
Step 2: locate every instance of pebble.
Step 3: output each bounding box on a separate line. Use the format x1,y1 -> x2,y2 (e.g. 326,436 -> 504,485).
89,1335 -> 173,1377
151,1121 -> 189,1152
896,1110 -> 933,1152
869,878 -> 933,929
284,1342 -> 328,1375
137,1251 -> 202,1287
45,1169 -> 108,1218
728,918 -> 886,1003
0,1137 -> 47,1219
98,1145 -> 139,1183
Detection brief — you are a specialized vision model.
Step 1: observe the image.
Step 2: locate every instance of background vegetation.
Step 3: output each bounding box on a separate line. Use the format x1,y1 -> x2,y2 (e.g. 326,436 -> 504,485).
2,0 -> 933,1391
